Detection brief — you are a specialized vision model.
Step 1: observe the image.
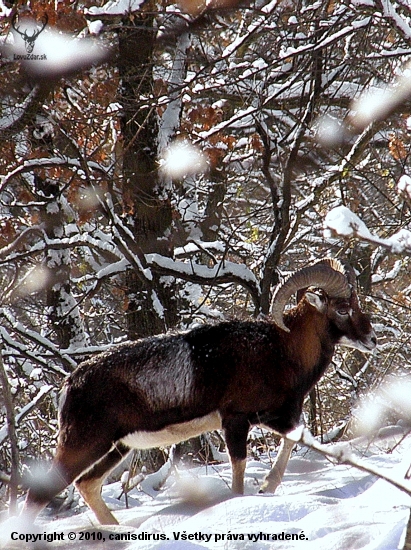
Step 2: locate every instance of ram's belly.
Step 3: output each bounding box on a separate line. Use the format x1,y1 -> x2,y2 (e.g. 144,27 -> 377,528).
120,411 -> 222,449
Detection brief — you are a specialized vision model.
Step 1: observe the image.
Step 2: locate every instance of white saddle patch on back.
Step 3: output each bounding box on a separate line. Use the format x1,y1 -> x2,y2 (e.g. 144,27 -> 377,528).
120,411 -> 222,449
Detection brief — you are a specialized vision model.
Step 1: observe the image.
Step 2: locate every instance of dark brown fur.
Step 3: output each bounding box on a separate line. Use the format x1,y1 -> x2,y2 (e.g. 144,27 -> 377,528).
23,289 -> 376,524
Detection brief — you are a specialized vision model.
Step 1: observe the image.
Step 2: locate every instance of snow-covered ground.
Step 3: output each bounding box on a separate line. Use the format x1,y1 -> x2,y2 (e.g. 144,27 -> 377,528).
1,427 -> 411,550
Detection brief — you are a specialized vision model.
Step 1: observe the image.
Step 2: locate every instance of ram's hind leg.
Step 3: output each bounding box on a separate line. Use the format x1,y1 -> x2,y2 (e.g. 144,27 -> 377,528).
223,415 -> 250,495
75,443 -> 130,525
23,440 -> 113,523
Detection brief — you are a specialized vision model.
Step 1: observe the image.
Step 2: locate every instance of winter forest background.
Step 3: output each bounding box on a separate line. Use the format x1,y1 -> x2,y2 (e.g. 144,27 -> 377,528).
2,0 -> 411,533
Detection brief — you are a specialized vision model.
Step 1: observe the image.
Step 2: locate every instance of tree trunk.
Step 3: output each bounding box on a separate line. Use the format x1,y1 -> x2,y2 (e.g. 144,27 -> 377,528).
0,349 -> 19,515
37,177 -> 86,355
116,10 -> 187,470
118,12 -> 181,340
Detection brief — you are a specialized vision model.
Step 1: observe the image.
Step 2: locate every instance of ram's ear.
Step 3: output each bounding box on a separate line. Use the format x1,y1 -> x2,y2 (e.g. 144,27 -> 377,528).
304,289 -> 327,313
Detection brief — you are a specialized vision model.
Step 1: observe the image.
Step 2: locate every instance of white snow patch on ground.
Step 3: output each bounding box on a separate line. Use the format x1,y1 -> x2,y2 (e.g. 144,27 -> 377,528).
2,429 -> 411,549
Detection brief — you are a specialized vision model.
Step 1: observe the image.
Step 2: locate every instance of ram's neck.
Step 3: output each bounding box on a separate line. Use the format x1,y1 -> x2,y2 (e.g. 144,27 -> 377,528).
283,304 -> 335,383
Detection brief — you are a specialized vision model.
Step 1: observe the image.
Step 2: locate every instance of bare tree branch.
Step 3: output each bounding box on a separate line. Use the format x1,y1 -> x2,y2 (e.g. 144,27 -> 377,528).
290,427 -> 411,498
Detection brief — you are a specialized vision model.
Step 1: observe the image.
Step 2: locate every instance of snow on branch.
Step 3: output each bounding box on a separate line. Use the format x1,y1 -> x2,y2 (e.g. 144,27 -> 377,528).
287,426 -> 411,499
375,0 -> 411,44
221,0 -> 279,59
85,0 -> 145,16
0,314 -> 74,373
146,253 -> 260,309
0,157 -> 108,193
196,106 -> 257,142
276,17 -> 371,62
174,240 -> 227,258
291,126 -> 378,225
324,206 -> 374,240
0,86 -> 40,133
77,259 -> 129,285
0,384 -> 53,446
324,205 -> 411,254
110,220 -> 153,284
198,16 -> 370,147
291,375 -> 411,499
0,226 -> 45,261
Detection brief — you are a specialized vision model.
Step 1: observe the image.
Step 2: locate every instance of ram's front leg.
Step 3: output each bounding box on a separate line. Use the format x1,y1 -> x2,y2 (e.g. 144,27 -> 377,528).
260,438 -> 295,493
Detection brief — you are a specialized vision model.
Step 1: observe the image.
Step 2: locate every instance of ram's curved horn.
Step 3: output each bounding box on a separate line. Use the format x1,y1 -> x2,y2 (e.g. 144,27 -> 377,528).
341,261 -> 360,307
271,258 -> 351,332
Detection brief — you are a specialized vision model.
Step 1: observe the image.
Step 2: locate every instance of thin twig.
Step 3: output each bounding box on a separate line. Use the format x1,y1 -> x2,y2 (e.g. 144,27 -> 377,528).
290,427 -> 411,498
